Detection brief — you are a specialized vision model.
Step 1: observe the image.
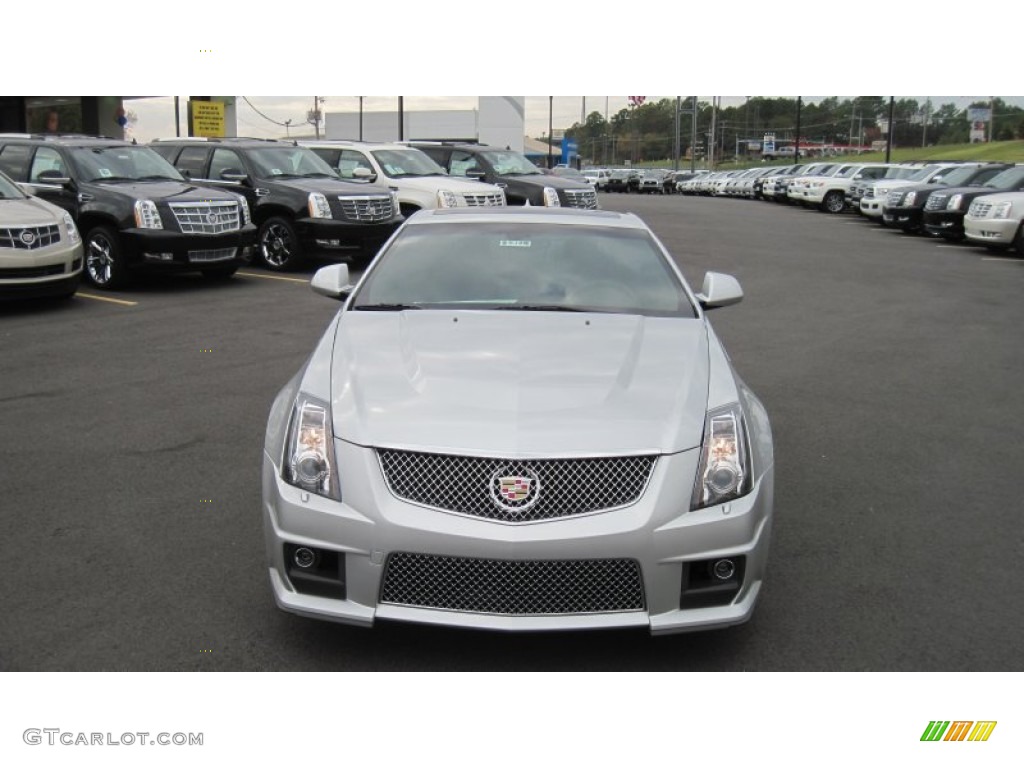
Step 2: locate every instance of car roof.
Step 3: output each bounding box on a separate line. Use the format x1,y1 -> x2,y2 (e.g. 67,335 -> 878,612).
150,137 -> 301,149
408,207 -> 645,229
0,134 -> 134,148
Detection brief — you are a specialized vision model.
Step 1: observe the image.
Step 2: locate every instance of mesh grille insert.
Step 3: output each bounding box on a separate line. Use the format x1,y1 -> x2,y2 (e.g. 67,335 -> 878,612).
381,553 -> 645,615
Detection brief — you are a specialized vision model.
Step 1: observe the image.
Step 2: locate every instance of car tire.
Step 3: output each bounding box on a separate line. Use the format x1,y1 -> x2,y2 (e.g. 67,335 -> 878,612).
200,265 -> 239,280
84,225 -> 130,290
1013,223 -> 1024,254
258,216 -> 304,271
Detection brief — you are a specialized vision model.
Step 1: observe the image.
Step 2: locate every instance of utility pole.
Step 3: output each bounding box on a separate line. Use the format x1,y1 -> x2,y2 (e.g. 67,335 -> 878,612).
548,96 -> 554,168
709,97 -> 718,170
673,96 -> 681,171
358,97 -> 364,141
691,95 -> 698,173
885,96 -> 895,163
398,96 -> 404,141
988,96 -> 995,142
794,96 -> 802,165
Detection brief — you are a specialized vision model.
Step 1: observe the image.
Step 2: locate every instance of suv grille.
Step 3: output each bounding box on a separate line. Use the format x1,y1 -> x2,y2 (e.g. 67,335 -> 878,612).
169,202 -> 241,234
377,450 -> 656,523
338,195 -> 395,223
924,194 -> 948,212
969,201 -> 992,218
564,188 -> 599,209
0,224 -> 61,250
461,191 -> 505,207
886,190 -> 904,206
380,553 -> 645,615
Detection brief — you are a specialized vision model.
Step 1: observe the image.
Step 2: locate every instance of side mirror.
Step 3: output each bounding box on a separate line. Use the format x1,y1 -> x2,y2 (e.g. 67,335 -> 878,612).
220,169 -> 248,183
311,263 -> 354,301
178,168 -> 192,179
466,169 -> 487,181
695,272 -> 743,310
35,169 -> 71,186
352,167 -> 377,182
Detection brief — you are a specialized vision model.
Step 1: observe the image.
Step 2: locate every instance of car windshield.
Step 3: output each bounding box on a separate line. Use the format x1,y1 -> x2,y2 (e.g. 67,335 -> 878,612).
351,222 -> 696,318
984,166 -> 1024,188
553,168 -> 587,181
69,146 -> 184,183
937,166 -> 985,187
837,166 -> 862,178
889,167 -> 921,179
246,147 -> 337,178
480,150 -> 543,176
0,170 -> 26,199
906,165 -> 946,182
371,148 -> 447,178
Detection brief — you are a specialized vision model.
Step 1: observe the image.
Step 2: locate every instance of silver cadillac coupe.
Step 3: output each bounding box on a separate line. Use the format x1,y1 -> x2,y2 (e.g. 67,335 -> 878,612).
262,207 -> 774,634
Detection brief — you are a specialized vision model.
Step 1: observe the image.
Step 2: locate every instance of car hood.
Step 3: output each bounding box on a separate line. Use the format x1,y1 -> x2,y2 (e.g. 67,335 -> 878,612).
263,177 -> 392,196
393,175 -> 503,195
84,180 -> 242,202
328,311 -> 709,456
499,174 -> 591,191
0,195 -> 63,224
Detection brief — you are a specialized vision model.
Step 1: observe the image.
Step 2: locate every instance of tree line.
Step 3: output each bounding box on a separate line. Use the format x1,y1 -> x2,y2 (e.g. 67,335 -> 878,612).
563,97 -> 1024,165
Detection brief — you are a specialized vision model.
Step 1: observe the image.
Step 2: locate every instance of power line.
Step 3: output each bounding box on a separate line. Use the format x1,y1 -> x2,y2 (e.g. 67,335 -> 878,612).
241,97 -> 291,127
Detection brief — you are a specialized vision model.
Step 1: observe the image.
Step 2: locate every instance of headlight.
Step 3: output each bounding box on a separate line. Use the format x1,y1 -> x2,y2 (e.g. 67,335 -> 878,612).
307,192 -> 332,219
946,194 -> 963,211
542,187 -> 561,207
390,190 -> 400,215
993,201 -> 1012,219
436,189 -> 459,208
691,404 -> 752,511
283,394 -> 340,501
133,200 -> 163,229
62,212 -> 80,244
237,195 -> 251,225
904,191 -> 917,206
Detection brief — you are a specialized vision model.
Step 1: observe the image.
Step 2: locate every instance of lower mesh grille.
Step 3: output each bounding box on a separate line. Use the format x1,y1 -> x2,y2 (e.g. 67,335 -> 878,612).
381,553 -> 645,615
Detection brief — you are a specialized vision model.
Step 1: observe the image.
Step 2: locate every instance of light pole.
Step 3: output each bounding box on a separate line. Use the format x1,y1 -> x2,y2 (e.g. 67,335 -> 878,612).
548,96 -> 554,168
358,97 -> 364,141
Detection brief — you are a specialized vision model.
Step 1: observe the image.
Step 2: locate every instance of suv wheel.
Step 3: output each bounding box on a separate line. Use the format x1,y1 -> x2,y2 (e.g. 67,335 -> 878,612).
258,216 -> 303,271
821,191 -> 845,214
85,225 -> 129,290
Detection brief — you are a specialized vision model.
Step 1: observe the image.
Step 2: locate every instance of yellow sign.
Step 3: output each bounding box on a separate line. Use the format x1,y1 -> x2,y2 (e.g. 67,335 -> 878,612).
191,101 -> 225,138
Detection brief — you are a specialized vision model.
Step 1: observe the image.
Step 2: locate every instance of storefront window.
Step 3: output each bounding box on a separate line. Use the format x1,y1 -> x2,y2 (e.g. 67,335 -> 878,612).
25,97 -> 83,134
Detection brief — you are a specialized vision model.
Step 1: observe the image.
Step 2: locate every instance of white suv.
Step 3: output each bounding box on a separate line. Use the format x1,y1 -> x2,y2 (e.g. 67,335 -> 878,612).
299,141 -> 505,217
964,191 -> 1024,251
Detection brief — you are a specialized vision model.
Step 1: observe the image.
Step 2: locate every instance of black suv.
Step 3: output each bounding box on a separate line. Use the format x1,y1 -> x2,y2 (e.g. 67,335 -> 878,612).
150,138 -> 403,270
409,142 -> 598,209
882,164 -> 1009,233
0,134 -> 258,289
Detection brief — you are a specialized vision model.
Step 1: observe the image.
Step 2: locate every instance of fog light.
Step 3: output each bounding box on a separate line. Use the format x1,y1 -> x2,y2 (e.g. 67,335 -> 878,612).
294,547 -> 317,569
144,252 -> 174,262
713,558 -> 736,581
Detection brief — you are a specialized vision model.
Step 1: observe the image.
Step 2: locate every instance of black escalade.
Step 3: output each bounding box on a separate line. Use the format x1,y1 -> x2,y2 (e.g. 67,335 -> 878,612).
0,134 -> 258,289
409,142 -> 598,209
922,164 -> 1024,240
883,164 -> 1009,233
150,138 -> 402,270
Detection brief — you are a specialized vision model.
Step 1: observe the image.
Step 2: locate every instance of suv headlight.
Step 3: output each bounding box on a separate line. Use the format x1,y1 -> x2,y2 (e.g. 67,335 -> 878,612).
993,201 -> 1012,219
237,195 -> 251,225
946,194 -> 963,211
283,394 -> 340,501
133,200 -> 163,229
542,187 -> 561,207
904,191 -> 917,206
307,192 -> 332,219
62,212 -> 80,244
691,404 -> 752,511
437,189 -> 459,208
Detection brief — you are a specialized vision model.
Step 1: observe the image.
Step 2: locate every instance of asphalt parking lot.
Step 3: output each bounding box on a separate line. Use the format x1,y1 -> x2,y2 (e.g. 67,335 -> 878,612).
1,195 -> 1021,671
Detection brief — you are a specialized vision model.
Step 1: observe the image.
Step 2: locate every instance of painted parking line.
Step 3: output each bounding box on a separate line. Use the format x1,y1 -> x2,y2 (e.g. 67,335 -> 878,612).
237,271 -> 309,284
981,257 -> 1023,263
75,292 -> 138,306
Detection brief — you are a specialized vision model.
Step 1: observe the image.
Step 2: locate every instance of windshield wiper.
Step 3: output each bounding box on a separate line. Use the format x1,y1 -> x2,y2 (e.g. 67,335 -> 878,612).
91,176 -> 136,182
496,304 -> 583,312
352,303 -> 423,311
301,173 -> 335,178
136,175 -> 180,181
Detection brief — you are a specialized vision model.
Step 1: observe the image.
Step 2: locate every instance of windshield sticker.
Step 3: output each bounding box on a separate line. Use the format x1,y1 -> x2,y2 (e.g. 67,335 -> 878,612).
499,240 -> 531,248
270,168 -> 282,175
98,168 -> 112,178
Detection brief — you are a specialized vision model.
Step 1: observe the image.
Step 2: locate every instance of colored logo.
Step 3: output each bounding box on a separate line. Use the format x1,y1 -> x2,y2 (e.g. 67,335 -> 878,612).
921,721 -> 997,742
489,466 -> 541,514
499,477 -> 531,502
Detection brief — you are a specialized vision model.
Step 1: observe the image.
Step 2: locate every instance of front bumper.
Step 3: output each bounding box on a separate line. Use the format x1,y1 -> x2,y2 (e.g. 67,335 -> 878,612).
882,206 -> 923,229
121,224 -> 257,267
859,197 -> 885,218
262,443 -> 774,635
922,210 -> 965,238
0,240 -> 83,297
964,216 -> 1019,245
297,217 -> 402,251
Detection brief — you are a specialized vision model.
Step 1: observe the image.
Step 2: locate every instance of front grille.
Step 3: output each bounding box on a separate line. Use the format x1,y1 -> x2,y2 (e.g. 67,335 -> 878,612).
189,247 -> 236,263
0,263 -> 64,279
377,450 -> 656,523
0,224 -> 61,250
969,202 -> 992,218
381,553 -> 645,615
564,188 -> 599,209
925,195 -> 948,212
864,188 -> 876,199
886,190 -> 904,206
462,191 -> 505,207
169,202 -> 240,234
338,195 -> 395,223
